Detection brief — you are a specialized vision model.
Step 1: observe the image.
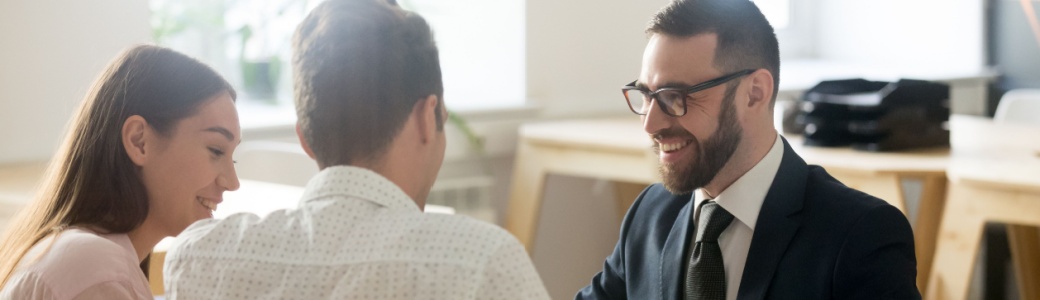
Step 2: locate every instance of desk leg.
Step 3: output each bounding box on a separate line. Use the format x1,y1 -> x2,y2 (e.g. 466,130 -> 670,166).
926,184 -> 986,300
506,142 -> 549,254
1008,224 -> 1040,300
915,175 -> 947,290
829,172 -> 906,213
149,251 -> 166,295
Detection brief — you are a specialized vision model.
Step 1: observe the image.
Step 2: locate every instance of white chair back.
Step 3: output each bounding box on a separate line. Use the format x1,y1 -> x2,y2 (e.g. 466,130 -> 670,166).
994,89 -> 1040,126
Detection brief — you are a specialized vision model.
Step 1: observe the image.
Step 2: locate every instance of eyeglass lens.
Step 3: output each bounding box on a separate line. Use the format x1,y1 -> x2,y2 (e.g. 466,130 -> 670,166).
626,89 -> 685,116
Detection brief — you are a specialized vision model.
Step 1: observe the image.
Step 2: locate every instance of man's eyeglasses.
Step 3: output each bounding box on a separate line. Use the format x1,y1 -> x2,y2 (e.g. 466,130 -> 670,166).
622,69 -> 755,117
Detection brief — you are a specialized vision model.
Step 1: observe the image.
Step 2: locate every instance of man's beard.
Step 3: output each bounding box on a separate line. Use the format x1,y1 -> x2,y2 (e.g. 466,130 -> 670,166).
654,85 -> 743,195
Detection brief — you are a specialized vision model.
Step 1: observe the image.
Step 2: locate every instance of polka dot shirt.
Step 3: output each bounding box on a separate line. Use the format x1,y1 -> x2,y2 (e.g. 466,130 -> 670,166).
163,166 -> 549,299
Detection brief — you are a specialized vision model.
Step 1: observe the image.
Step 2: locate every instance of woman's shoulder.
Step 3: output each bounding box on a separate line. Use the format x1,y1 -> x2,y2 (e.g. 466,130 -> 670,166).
6,228 -> 142,299
32,228 -> 134,269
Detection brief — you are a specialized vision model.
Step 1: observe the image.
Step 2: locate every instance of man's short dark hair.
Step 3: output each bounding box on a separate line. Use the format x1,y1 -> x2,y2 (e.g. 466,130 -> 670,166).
648,0 -> 780,104
293,0 -> 444,167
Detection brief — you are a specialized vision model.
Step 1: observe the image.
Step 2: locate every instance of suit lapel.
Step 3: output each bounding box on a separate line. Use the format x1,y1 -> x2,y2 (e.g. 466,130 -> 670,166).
737,137 -> 809,299
660,197 -> 694,299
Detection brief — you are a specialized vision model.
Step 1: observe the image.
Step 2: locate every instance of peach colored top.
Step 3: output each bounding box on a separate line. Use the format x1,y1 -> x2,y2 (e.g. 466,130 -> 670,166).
0,227 -> 151,299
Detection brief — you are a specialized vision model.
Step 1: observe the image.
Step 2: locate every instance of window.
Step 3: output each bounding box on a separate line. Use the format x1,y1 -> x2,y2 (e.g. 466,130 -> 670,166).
754,0 -> 814,59
400,0 -> 526,110
754,0 -> 791,29
151,0 -> 525,111
151,0 -> 307,107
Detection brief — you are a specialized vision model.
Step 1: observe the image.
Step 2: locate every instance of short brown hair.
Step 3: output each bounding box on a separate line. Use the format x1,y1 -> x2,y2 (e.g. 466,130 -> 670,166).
648,0 -> 780,104
292,0 -> 444,167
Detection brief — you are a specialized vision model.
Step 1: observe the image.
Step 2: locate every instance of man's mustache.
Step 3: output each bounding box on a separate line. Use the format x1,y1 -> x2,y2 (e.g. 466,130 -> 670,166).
651,127 -> 695,143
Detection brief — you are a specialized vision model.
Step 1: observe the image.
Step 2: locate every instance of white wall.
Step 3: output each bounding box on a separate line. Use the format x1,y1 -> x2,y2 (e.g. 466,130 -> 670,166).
0,1 -> 151,164
523,0 -> 990,119
526,0 -> 672,118
815,0 -> 985,73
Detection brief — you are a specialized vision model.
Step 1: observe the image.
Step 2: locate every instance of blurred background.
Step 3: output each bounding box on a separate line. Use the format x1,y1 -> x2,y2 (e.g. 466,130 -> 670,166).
2,0 -> 1038,299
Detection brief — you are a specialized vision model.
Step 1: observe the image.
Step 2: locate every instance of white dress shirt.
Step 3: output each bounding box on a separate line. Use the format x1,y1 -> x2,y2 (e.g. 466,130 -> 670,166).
164,166 -> 549,300
692,134 -> 784,300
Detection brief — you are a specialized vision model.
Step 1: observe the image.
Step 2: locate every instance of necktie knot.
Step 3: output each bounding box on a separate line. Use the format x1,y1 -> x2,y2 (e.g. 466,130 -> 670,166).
696,201 -> 734,243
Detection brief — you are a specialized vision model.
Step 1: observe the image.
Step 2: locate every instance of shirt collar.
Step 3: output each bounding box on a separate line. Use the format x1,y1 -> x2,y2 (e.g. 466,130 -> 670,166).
300,165 -> 420,212
694,133 -> 784,230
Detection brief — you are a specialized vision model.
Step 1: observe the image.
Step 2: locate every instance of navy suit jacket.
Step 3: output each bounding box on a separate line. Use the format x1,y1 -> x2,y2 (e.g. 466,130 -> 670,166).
576,138 -> 920,299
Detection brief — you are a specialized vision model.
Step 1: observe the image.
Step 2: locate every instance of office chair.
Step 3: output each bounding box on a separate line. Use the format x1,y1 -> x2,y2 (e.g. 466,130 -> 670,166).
994,89 -> 1040,126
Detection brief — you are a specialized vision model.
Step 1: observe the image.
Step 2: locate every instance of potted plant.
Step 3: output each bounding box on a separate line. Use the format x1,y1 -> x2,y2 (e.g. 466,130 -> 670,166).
226,0 -> 307,104
236,26 -> 282,103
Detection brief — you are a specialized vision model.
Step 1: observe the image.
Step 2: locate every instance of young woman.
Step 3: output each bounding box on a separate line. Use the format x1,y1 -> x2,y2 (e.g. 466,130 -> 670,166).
0,45 -> 241,299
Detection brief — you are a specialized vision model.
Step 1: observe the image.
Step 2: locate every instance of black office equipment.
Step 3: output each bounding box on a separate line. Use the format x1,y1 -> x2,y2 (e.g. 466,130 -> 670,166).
797,78 -> 950,151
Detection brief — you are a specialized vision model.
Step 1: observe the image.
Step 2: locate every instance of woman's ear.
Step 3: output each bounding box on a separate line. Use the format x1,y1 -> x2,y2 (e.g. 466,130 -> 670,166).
122,115 -> 149,166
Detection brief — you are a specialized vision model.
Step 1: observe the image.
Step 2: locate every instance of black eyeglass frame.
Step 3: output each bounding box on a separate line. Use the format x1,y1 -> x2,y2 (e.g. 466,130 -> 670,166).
622,69 -> 756,117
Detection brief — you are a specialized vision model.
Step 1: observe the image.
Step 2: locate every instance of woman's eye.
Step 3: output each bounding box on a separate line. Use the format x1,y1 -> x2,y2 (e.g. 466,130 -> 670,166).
209,147 -> 225,157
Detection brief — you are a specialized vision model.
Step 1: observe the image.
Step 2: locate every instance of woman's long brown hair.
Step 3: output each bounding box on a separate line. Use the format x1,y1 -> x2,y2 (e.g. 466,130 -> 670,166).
0,45 -> 235,286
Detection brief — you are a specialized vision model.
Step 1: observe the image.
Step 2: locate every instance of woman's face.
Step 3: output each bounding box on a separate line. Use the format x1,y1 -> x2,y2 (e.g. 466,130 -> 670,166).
138,91 -> 241,237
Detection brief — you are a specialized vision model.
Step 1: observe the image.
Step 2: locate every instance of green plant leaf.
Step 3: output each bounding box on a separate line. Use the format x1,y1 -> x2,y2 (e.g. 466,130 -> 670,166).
447,111 -> 485,155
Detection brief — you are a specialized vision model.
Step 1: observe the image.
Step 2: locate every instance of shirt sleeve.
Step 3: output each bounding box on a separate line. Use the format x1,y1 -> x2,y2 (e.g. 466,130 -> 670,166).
71,281 -> 139,300
0,272 -> 54,300
475,237 -> 551,300
3,276 -> 141,300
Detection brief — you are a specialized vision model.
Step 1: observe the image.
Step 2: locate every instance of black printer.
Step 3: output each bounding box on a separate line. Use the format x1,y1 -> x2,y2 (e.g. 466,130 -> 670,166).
796,78 -> 950,152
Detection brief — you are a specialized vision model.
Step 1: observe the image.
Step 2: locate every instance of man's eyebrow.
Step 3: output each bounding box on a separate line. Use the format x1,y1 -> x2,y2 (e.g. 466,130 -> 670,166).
203,127 -> 235,142
634,81 -> 694,91
655,81 -> 695,90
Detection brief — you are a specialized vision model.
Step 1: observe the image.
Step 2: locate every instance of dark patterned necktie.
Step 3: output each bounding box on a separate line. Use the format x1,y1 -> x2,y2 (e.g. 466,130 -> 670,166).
685,201 -> 734,300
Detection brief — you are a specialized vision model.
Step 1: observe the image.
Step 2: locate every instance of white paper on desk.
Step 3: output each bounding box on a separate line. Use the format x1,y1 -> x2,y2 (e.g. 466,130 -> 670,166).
810,92 -> 883,106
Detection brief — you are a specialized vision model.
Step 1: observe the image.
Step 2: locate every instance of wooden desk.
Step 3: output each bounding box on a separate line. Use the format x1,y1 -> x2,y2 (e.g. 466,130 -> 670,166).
148,180 -> 454,295
0,162 -> 48,232
926,116 -> 1040,300
506,117 -> 950,288
505,118 -> 658,256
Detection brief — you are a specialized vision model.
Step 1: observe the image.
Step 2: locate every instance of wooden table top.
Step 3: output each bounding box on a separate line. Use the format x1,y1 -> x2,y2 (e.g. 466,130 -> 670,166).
519,117 -> 951,174
0,161 -> 48,205
0,162 -> 455,249
947,115 -> 1040,192
520,118 -> 653,155
154,179 -> 455,251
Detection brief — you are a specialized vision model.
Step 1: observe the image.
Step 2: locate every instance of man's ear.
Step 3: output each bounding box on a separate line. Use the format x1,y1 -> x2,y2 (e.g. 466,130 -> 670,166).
414,95 -> 439,144
746,69 -> 775,111
122,115 -> 150,166
296,123 -> 317,160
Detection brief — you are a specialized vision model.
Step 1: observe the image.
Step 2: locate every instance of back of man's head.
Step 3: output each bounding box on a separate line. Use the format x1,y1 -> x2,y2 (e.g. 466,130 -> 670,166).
649,0 -> 780,104
293,0 -> 444,168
